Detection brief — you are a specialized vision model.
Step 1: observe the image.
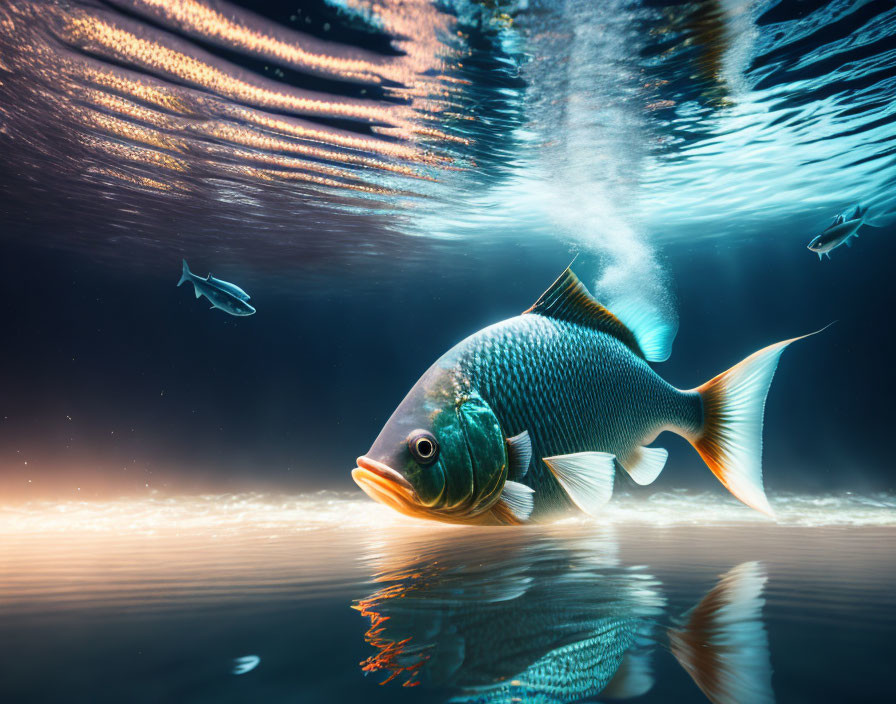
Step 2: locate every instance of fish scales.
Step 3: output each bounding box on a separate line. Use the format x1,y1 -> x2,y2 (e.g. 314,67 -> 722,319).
453,315 -> 702,516
450,622 -> 641,704
354,265 -> 807,523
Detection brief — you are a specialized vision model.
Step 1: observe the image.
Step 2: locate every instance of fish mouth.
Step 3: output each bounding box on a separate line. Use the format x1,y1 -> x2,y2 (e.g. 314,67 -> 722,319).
351,457 -> 510,526
352,456 -> 420,515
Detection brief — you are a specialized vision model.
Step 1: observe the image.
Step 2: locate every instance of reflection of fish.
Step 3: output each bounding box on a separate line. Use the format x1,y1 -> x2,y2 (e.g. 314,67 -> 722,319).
807,205 -> 878,259
353,532 -> 773,704
353,264 -> 816,524
656,0 -> 755,107
670,562 -> 774,704
177,260 -> 255,316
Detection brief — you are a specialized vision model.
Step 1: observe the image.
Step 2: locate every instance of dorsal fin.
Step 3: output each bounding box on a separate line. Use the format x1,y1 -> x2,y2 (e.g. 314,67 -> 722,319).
525,267 -> 646,360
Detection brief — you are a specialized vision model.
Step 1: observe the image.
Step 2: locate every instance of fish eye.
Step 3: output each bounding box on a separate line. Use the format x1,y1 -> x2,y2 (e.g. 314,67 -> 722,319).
407,429 -> 439,465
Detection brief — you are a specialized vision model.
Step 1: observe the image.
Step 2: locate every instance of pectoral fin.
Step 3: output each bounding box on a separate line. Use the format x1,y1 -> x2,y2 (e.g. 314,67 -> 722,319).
620,446 -> 667,486
496,480 -> 534,522
506,430 -> 532,481
543,452 -> 615,516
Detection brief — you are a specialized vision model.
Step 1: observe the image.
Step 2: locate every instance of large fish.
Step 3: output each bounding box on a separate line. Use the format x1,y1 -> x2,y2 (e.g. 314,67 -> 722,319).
352,265 -> 817,524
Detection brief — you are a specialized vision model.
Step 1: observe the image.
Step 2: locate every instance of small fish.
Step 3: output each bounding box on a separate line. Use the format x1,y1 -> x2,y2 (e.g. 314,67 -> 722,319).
807,204 -> 878,259
353,264 -> 823,524
177,260 -> 255,316
206,274 -> 250,302
231,655 -> 260,675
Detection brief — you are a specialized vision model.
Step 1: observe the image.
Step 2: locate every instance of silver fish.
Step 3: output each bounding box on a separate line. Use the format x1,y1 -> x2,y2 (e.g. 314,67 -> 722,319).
807,204 -> 878,259
177,260 -> 255,317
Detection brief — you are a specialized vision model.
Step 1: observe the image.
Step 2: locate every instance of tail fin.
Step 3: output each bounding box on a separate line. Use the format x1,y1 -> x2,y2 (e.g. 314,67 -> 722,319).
177,259 -> 191,287
687,328 -> 828,517
669,562 -> 774,704
863,207 -> 896,228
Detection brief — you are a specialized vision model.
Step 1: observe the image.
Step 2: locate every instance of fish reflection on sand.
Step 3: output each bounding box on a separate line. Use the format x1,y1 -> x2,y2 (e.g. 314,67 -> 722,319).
353,531 -> 773,703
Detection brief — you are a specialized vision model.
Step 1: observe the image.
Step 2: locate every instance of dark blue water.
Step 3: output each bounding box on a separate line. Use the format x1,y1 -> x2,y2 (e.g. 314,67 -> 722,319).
1,0 -> 895,702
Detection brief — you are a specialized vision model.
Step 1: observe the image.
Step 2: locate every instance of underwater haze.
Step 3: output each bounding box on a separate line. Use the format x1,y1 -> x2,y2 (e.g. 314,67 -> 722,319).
0,0 -> 895,702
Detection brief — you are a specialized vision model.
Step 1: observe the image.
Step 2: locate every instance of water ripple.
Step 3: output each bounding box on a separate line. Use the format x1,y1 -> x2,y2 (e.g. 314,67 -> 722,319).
3,1 -> 893,265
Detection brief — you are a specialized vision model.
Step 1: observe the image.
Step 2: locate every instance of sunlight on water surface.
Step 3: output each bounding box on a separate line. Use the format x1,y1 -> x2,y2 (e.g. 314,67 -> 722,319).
2,491 -> 894,536
2,0 -> 894,264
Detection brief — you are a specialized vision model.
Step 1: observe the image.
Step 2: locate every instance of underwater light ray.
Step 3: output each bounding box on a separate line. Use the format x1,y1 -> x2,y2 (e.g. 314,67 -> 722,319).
460,0 -> 679,335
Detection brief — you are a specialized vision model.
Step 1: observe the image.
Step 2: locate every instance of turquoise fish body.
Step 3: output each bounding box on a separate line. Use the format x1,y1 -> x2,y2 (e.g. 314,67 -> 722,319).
439,314 -> 702,518
353,266 -> 812,524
